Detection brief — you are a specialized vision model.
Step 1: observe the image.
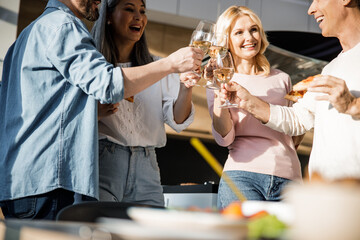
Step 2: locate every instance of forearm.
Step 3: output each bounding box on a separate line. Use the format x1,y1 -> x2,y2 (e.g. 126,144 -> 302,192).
212,95 -> 233,137
243,95 -> 271,124
265,104 -> 312,136
121,58 -> 173,98
173,83 -> 192,124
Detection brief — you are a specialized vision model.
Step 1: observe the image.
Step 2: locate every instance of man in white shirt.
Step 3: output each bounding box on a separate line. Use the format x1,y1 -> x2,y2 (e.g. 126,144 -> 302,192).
220,0 -> 360,181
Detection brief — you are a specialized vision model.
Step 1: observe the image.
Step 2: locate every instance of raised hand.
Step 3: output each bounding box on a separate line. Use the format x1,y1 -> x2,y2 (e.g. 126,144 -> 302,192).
166,47 -> 204,73
203,59 -> 216,80
219,82 -> 249,107
308,75 -> 359,118
180,71 -> 202,88
221,82 -> 270,123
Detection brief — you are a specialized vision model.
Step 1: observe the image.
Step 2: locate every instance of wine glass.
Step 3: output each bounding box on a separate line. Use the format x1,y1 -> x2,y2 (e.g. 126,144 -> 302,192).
209,33 -> 229,59
206,33 -> 229,89
187,30 -> 212,86
213,52 -> 238,108
195,20 -> 216,33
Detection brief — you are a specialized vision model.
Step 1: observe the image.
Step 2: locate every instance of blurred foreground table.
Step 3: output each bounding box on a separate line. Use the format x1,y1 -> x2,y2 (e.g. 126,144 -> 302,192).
0,219 -> 117,240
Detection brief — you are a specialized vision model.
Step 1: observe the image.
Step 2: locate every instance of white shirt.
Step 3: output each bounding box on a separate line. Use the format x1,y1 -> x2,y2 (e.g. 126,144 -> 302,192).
98,60 -> 195,147
266,42 -> 360,180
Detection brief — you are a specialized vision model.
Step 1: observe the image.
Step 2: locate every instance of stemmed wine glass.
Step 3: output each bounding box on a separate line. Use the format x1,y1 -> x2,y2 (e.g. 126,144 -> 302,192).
185,20 -> 215,86
195,20 -> 216,33
206,33 -> 229,89
187,30 -> 212,85
213,52 -> 238,108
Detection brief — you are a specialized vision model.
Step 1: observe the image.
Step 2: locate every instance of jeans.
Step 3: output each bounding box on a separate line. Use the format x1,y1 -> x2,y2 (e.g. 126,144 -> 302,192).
0,189 -> 95,220
217,170 -> 292,209
98,139 -> 164,207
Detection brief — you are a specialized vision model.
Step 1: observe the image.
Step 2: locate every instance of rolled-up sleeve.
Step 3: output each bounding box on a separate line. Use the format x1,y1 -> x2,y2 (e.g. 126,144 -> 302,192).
46,21 -> 124,104
211,124 -> 235,147
162,73 -> 195,133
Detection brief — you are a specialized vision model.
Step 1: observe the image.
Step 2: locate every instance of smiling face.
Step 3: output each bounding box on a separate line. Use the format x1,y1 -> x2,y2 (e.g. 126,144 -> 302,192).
308,0 -> 344,37
109,0 -> 147,44
229,15 -> 262,61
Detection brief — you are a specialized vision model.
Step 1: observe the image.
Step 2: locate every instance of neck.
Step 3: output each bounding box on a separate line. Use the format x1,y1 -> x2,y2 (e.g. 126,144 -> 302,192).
234,57 -> 260,75
115,39 -> 136,63
58,0 -> 83,19
337,7 -> 360,51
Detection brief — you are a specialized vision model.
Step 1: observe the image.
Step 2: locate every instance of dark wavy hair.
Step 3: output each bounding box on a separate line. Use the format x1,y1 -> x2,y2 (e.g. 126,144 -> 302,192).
101,0 -> 153,66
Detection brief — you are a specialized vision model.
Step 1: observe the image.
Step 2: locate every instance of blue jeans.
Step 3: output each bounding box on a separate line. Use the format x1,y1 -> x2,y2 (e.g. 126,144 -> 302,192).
217,171 -> 292,209
0,189 -> 95,220
98,139 -> 164,207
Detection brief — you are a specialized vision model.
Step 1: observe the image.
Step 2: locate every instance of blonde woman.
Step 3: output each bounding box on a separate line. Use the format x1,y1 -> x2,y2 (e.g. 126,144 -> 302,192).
206,6 -> 303,208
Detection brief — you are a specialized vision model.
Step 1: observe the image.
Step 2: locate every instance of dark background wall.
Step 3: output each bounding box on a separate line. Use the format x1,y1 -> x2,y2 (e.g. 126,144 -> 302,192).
156,136 -> 310,185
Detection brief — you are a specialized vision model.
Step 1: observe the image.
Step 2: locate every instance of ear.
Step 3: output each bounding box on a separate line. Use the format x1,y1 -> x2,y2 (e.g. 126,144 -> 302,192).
106,16 -> 112,25
342,0 -> 352,6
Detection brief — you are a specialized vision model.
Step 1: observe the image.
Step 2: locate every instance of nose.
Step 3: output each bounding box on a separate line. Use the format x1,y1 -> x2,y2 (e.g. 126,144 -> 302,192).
244,30 -> 254,40
308,1 -> 316,16
134,10 -> 142,21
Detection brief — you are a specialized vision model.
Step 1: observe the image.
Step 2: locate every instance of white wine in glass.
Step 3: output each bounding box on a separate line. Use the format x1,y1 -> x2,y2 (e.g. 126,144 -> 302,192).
213,68 -> 234,84
188,31 -> 212,86
190,31 -> 212,55
206,33 -> 229,89
213,52 -> 238,108
209,33 -> 229,59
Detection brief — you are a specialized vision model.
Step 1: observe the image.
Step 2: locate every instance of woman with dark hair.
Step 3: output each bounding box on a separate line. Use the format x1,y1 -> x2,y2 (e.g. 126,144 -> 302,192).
91,0 -> 199,206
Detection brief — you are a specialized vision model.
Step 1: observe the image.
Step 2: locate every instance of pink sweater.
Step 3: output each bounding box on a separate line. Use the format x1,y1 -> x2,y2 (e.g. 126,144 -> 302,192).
206,69 -> 302,181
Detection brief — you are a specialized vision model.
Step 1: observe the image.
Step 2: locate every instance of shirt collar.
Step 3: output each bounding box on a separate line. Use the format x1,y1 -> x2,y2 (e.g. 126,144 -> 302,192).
45,0 -> 77,18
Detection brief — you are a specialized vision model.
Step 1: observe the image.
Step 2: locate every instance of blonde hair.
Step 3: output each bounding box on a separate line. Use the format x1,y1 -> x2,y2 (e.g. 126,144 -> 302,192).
216,6 -> 270,75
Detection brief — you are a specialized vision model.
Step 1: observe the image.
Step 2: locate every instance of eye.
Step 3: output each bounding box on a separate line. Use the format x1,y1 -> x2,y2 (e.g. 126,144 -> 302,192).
140,9 -> 146,14
125,7 -> 134,12
250,27 -> 259,33
235,31 -> 243,35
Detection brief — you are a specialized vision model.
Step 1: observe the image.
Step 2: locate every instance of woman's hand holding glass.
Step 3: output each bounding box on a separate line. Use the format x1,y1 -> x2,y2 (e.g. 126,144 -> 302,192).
180,72 -> 202,88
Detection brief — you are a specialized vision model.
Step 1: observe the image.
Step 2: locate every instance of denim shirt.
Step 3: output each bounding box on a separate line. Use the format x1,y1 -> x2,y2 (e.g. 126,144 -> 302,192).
0,0 -> 124,201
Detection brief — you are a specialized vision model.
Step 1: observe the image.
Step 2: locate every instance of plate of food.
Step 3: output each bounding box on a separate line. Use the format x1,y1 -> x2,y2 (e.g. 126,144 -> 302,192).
126,207 -> 248,239
98,217 -> 234,240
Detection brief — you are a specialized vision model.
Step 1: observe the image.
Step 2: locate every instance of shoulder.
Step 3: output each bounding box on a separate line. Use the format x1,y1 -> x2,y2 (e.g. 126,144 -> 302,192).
36,8 -> 88,35
269,68 -> 289,78
269,68 -> 291,83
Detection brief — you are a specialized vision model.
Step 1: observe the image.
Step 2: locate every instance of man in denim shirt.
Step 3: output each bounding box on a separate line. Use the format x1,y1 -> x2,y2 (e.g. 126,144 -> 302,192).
0,0 -> 203,220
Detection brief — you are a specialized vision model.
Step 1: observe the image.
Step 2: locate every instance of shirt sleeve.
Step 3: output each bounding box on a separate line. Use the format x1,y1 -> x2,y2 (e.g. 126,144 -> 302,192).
162,73 -> 195,133
45,21 -> 124,104
265,102 -> 314,136
206,89 -> 235,147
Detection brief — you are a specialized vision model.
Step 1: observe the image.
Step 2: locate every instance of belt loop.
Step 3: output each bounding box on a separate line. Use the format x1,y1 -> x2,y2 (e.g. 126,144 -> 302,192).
144,147 -> 149,157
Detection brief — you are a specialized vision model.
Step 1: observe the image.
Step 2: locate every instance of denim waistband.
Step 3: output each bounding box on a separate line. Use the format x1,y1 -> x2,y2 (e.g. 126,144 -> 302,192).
99,139 -> 155,156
